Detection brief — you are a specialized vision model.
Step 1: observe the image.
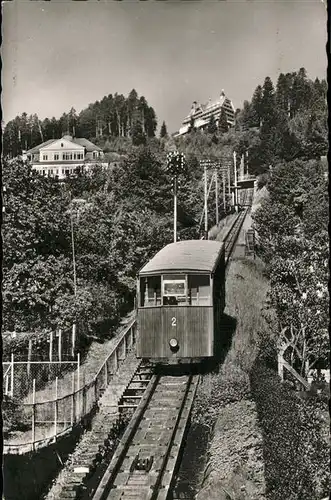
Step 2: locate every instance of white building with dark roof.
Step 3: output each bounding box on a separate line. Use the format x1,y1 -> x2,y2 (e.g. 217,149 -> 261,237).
23,135 -> 107,178
177,90 -> 235,136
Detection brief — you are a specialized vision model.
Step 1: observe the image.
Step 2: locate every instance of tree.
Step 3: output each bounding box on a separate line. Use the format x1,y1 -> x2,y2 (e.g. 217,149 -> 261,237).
207,115 -> 218,134
250,85 -> 263,127
261,76 -> 276,125
218,107 -> 229,133
160,121 -> 168,138
253,158 -> 328,377
131,121 -> 146,146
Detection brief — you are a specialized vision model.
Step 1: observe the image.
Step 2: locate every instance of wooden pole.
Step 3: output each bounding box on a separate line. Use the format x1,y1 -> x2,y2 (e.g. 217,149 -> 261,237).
32,378 -> 36,445
72,323 -> 76,358
70,206 -> 77,298
173,176 -> 177,242
49,331 -> 53,362
54,377 -> 58,438
71,371 -> 75,425
204,164 -> 208,238
227,165 -> 231,201
215,169 -> 219,225
28,339 -> 32,378
233,151 -> 238,212
77,353 -> 80,392
58,329 -> 62,362
11,353 -> 14,397
222,171 -> 226,211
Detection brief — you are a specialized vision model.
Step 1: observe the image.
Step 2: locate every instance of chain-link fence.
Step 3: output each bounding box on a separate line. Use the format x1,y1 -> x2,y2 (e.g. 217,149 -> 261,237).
3,317 -> 136,453
3,324 -> 78,363
3,357 -> 80,401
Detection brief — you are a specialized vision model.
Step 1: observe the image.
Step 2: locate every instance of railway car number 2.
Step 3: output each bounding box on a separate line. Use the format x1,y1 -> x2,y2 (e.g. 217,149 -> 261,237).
171,317 -> 177,327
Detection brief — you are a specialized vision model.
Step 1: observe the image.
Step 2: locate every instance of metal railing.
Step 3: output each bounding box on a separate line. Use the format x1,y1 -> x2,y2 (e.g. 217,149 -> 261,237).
3,315 -> 137,454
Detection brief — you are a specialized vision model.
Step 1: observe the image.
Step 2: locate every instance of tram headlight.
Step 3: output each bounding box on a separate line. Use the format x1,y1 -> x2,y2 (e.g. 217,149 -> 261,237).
169,338 -> 179,350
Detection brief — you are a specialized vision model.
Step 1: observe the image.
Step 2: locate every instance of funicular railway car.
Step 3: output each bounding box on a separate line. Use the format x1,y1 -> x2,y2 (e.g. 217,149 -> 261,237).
137,240 -> 225,363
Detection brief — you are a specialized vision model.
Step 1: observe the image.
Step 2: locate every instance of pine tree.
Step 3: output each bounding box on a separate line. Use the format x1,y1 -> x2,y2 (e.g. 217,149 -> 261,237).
207,115 -> 217,134
261,76 -> 276,124
250,85 -> 263,127
218,107 -> 229,133
160,121 -> 168,138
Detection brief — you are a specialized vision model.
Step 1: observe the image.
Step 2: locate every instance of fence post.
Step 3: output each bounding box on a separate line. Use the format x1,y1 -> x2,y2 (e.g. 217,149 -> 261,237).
32,378 -> 36,447
71,371 -> 75,425
58,329 -> 62,362
5,372 -> 9,395
77,353 -> 80,417
49,331 -> 53,362
104,361 -> 108,386
72,323 -> 76,358
11,353 -> 14,398
27,339 -> 32,378
114,348 -> 118,374
54,376 -> 58,439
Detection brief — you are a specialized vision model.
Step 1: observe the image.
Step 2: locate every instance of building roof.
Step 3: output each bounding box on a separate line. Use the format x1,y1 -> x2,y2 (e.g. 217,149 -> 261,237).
26,139 -> 55,154
72,138 -> 102,152
139,240 -> 224,276
26,136 -> 102,154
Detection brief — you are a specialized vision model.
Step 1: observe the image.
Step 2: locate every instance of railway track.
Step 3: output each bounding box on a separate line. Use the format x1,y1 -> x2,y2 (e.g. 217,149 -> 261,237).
223,207 -> 248,264
87,199 -> 251,500
92,374 -> 199,500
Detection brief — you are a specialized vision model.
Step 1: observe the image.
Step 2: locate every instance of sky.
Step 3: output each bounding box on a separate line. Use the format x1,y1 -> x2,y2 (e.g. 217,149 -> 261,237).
2,0 -> 327,134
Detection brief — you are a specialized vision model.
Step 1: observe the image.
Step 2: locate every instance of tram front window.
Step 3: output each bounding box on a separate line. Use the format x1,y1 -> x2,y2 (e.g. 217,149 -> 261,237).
163,275 -> 187,306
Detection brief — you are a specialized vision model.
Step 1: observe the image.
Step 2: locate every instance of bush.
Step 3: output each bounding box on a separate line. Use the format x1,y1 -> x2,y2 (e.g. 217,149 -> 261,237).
250,364 -> 329,500
3,395 -> 30,438
193,364 -> 251,429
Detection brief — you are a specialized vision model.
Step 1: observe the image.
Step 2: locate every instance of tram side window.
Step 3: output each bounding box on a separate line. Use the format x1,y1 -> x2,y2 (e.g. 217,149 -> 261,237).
140,276 -> 161,307
188,274 -> 211,306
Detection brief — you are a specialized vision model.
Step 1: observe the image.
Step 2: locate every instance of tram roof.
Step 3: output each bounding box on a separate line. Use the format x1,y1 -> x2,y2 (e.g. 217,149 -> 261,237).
139,240 -> 225,276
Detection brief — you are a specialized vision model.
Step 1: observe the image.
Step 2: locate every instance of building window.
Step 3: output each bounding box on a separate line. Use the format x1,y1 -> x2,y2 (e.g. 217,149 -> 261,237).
93,152 -> 97,159
54,154 -> 59,161
42,154 -> 48,161
49,169 -> 53,175
76,153 -> 83,160
61,143 -> 64,147
42,170 -> 45,175
74,153 -> 76,160
56,169 -> 58,175
63,153 -> 73,160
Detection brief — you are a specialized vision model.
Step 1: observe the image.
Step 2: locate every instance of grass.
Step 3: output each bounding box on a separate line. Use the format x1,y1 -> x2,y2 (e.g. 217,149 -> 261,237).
192,258 -> 269,499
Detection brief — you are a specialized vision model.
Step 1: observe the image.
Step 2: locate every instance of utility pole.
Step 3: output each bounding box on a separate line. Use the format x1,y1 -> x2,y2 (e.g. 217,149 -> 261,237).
173,176 -> 177,243
233,151 -> 238,212
70,205 -> 77,298
204,163 -> 208,238
166,151 -> 186,243
222,171 -> 226,211
215,168 -> 219,225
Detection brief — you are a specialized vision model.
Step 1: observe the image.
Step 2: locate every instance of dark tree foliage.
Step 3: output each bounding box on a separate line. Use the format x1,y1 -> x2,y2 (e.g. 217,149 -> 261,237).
3,90 -> 158,157
160,121 -> 168,138
207,114 -> 218,134
218,107 -> 229,133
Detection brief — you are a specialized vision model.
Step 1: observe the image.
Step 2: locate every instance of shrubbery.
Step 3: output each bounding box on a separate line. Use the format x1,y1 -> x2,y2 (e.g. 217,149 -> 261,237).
250,364 -> 329,500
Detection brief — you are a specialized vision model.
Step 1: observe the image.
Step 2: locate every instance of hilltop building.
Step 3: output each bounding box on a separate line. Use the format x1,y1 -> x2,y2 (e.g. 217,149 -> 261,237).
177,90 -> 235,136
23,135 -> 107,179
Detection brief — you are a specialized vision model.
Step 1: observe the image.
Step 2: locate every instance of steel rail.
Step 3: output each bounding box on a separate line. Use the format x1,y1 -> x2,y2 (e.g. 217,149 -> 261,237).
91,375 -> 198,500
